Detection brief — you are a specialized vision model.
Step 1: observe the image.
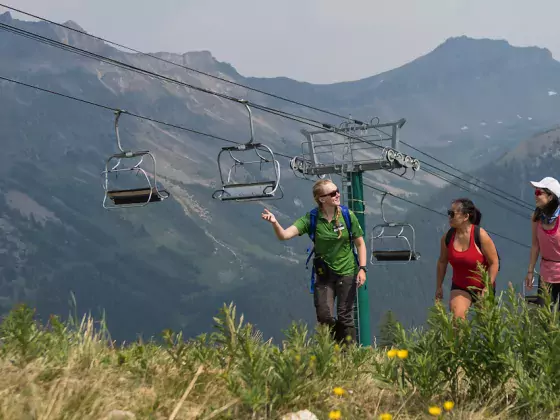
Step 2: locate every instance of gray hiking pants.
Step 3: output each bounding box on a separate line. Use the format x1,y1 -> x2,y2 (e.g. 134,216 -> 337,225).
313,269 -> 357,344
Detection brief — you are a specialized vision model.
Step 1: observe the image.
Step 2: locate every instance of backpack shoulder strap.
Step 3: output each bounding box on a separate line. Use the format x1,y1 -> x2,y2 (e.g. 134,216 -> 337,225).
474,225 -> 481,249
306,208 -> 320,294
339,205 -> 359,264
473,225 -> 500,270
445,228 -> 455,247
339,205 -> 352,238
309,208 -> 319,242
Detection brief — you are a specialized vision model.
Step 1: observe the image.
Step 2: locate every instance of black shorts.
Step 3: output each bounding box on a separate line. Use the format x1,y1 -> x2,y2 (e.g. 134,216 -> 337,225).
451,282 -> 496,302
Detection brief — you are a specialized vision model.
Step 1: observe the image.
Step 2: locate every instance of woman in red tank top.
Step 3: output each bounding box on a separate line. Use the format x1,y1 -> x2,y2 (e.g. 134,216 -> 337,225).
436,198 -> 500,319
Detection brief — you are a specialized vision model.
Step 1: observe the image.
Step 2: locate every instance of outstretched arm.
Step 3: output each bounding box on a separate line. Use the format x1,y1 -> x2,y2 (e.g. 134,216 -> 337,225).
272,224 -> 300,241
261,209 -> 300,241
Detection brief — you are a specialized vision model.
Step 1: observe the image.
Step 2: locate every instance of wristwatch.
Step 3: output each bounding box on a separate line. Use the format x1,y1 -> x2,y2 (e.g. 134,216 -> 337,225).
359,266 -> 368,273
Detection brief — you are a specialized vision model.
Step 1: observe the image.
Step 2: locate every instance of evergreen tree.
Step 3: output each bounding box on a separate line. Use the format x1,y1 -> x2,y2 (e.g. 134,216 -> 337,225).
378,310 -> 399,348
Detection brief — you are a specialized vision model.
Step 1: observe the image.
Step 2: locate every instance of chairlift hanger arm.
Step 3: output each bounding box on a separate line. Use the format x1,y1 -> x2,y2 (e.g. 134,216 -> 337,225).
239,100 -> 255,145
114,109 -> 126,153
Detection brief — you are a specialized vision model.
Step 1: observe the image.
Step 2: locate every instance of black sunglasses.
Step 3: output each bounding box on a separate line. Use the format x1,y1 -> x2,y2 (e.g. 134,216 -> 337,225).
321,188 -> 339,198
448,209 -> 470,218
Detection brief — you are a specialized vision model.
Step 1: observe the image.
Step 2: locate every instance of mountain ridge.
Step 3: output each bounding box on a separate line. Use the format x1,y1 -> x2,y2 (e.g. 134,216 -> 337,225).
0,12 -> 557,342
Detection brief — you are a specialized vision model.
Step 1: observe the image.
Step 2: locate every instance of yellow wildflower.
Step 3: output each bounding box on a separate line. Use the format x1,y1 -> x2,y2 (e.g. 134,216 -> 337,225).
443,401 -> 454,411
428,406 -> 442,416
310,355 -> 317,361
329,409 -> 342,419
333,386 -> 345,396
387,349 -> 397,358
397,349 -> 409,359
379,413 -> 393,420
294,354 -> 301,362
334,344 -> 341,352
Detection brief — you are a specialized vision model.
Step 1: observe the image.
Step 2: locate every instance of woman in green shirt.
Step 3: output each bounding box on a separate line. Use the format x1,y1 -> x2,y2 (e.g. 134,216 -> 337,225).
261,179 -> 367,344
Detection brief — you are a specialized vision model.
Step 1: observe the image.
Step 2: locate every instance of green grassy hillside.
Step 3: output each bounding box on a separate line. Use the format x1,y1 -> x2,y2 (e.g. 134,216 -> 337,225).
1,269 -> 559,419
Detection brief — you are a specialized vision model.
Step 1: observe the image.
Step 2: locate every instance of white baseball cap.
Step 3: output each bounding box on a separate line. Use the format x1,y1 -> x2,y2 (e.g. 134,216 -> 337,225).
530,177 -> 560,197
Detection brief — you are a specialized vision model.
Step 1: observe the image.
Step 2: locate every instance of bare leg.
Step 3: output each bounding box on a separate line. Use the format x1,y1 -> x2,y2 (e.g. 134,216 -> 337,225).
449,289 -> 472,319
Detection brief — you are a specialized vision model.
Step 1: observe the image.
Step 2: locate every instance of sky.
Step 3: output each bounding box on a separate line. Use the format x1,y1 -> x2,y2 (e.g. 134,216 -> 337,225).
1,0 -> 559,84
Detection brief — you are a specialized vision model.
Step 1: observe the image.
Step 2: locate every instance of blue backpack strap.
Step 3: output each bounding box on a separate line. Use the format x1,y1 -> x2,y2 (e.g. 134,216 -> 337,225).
340,205 -> 359,265
309,207 -> 318,242
306,208 -> 319,293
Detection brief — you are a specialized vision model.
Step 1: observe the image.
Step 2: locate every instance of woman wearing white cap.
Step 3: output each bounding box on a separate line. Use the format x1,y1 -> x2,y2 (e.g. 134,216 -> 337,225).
526,177 -> 560,305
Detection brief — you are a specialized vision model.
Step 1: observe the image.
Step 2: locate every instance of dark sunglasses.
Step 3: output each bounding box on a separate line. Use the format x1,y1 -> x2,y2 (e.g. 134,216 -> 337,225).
321,188 -> 339,198
535,189 -> 550,197
448,209 -> 471,218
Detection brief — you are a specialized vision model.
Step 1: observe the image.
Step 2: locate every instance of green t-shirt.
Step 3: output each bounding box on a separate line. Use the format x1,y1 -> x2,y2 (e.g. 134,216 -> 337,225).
293,208 -> 363,276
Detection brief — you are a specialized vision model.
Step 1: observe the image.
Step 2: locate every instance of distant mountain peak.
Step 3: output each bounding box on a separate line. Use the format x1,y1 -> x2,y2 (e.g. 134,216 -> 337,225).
181,50 -> 239,77
432,35 -> 553,61
438,35 -> 511,48
61,20 -> 86,32
0,11 -> 12,22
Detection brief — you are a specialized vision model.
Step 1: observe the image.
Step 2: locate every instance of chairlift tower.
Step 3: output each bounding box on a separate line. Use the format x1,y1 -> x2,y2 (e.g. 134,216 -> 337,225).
290,117 -> 420,346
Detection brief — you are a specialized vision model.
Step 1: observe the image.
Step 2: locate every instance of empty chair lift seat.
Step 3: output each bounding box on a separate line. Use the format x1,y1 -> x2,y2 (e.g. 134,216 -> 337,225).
216,181 -> 278,201
371,250 -> 420,262
107,187 -> 169,205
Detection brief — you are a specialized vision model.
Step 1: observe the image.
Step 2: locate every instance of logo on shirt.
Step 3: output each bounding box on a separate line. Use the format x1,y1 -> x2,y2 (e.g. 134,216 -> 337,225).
333,223 -> 345,233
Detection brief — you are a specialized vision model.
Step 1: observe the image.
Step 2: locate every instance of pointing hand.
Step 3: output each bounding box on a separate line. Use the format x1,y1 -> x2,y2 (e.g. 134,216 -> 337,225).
261,208 -> 277,224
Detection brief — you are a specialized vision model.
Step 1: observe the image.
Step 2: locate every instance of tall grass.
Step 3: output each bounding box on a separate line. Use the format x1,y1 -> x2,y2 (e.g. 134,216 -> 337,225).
1,271 -> 560,419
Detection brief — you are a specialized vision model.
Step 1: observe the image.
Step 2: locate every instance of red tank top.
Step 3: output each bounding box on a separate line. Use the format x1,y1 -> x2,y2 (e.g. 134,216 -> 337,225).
447,225 -> 488,289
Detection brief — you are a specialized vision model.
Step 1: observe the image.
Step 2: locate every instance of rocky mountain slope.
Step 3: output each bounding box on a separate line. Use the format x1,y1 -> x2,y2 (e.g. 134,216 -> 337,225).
0,11 -> 557,341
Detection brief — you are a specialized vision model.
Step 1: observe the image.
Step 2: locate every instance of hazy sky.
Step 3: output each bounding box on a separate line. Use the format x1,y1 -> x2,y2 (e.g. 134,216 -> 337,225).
1,0 -> 559,83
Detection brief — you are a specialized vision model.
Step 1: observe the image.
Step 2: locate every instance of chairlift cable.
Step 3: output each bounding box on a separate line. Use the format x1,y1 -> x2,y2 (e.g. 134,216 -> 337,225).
415,152 -> 533,210
0,22 -> 363,143
0,74 -> 535,250
400,140 -> 533,208
362,182 -> 531,249
0,74 -> 304,167
0,21 -> 538,215
0,75 -> 258,148
420,167 -> 532,219
0,74 -> 535,224
0,11 -> 533,211
0,2 -> 368,124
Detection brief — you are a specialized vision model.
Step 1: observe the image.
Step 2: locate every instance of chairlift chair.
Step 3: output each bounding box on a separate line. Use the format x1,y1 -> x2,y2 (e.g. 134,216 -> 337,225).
370,193 -> 420,264
212,101 -> 283,202
102,110 -> 170,209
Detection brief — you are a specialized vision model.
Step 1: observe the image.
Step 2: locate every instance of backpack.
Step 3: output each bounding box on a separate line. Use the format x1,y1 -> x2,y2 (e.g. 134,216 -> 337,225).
305,205 -> 359,293
445,226 -> 501,271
